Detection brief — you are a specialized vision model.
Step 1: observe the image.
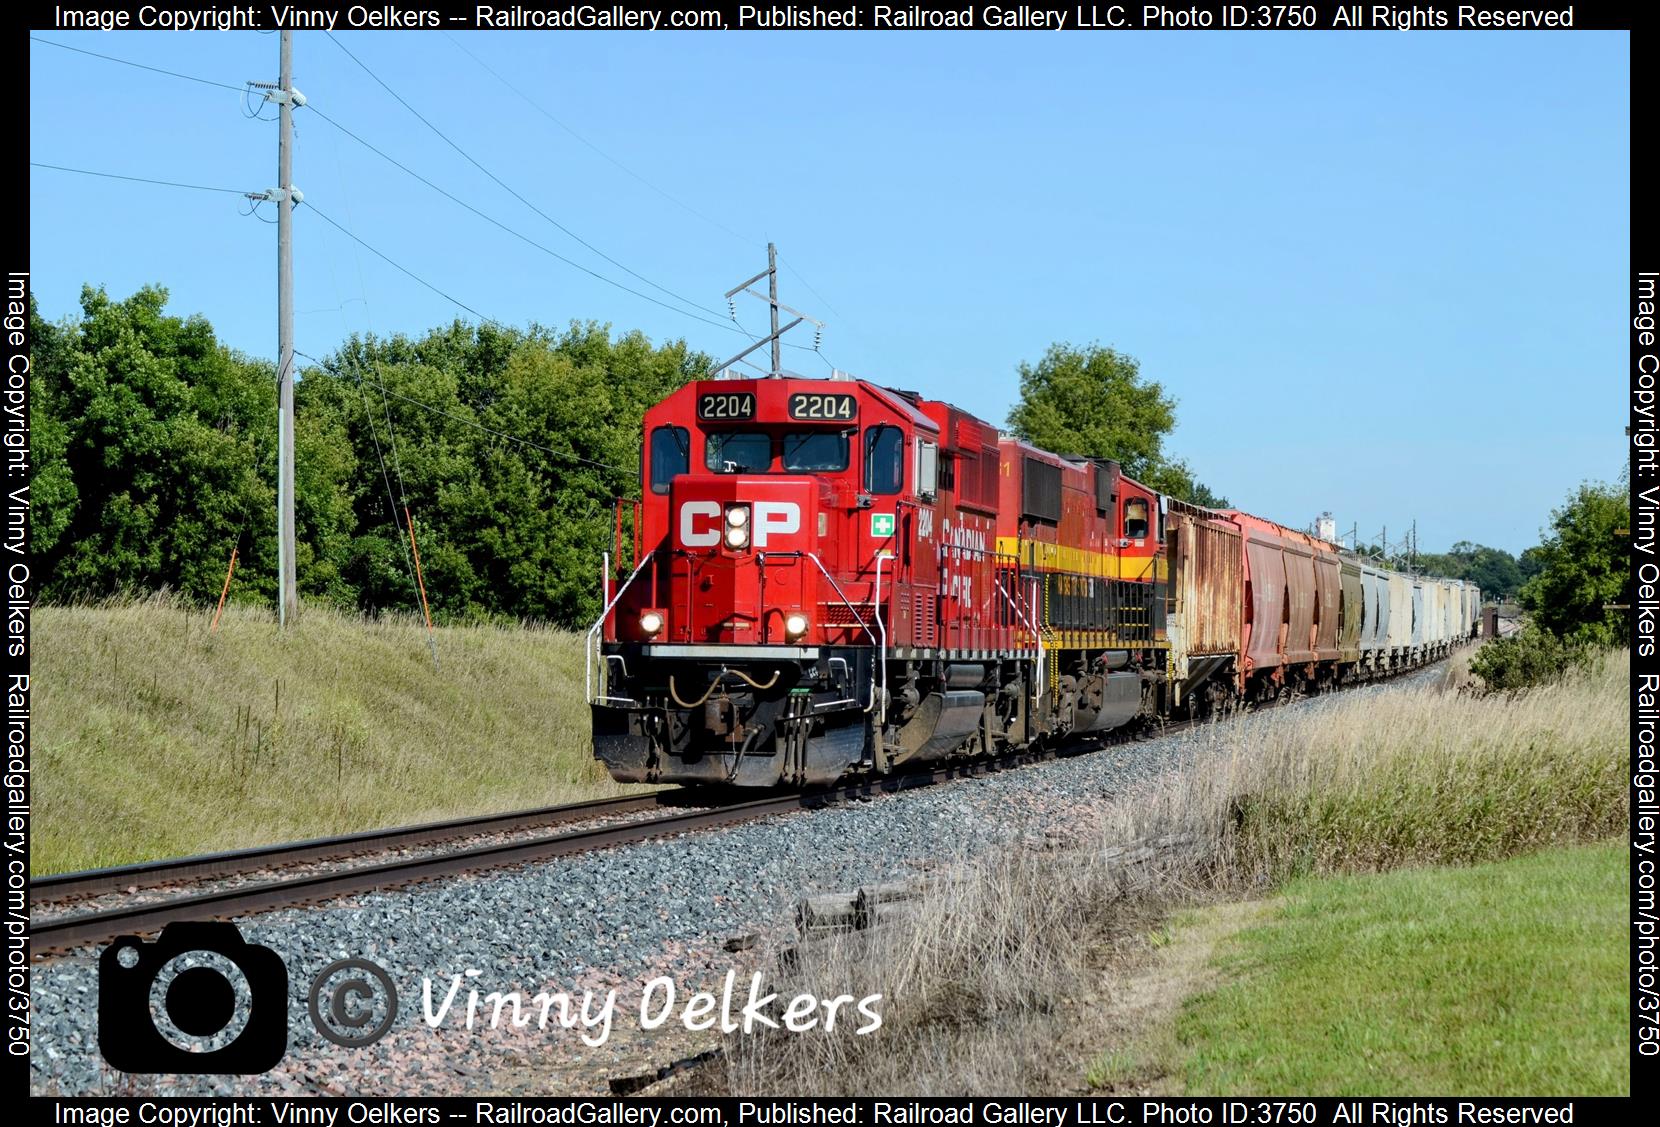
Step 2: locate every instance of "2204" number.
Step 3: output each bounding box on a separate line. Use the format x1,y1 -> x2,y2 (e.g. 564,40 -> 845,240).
698,393 -> 756,419
787,393 -> 856,420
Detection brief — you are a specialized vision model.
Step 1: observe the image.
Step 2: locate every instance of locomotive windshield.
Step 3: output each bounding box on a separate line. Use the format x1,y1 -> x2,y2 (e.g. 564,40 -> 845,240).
703,430 -> 852,473
705,432 -> 772,473
781,431 -> 849,472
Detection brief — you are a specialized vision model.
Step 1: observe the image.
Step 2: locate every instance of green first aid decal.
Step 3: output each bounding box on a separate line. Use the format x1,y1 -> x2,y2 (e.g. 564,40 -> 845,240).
871,513 -> 895,537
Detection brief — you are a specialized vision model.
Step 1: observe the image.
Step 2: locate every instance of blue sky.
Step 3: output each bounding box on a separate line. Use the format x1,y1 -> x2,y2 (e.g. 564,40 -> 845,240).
29,30 -> 1629,555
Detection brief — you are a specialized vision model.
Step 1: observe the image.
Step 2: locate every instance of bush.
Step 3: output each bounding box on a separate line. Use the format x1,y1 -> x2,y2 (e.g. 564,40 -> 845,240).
1467,627 -> 1596,695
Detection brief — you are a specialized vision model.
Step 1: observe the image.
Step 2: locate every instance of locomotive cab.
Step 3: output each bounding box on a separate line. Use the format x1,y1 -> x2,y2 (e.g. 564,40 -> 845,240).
589,376 -> 936,786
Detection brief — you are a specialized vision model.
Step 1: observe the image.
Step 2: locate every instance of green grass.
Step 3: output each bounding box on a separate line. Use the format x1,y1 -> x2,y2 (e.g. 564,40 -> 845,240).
34,597 -> 630,874
1175,841 -> 1630,1096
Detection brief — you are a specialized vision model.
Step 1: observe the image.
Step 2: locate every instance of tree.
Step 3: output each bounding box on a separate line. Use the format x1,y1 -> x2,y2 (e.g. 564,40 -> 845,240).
1518,480 -> 1629,646
1005,342 -> 1226,505
296,318 -> 704,625
1140,458 -> 1230,510
31,285 -> 282,603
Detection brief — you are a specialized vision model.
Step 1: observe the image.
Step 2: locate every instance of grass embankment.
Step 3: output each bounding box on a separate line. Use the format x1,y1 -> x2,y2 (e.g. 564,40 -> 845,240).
720,652 -> 1629,1096
1172,841 -> 1628,1096
34,598 -> 620,874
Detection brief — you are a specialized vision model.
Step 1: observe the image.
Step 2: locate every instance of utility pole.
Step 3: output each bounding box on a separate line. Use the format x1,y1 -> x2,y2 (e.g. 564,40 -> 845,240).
767,243 -> 781,375
276,31 -> 298,625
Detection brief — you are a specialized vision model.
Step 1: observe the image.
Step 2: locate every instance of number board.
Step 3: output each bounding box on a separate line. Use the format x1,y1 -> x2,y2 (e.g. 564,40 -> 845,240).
697,392 -> 757,420
787,392 -> 858,421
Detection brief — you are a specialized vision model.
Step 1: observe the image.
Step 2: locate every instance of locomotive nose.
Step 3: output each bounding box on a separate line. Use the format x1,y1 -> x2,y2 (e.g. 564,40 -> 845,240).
672,477 -> 817,554
668,475 -> 822,644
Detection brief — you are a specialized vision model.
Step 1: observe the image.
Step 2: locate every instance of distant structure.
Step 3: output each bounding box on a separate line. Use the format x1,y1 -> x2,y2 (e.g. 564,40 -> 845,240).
1316,511 -> 1337,544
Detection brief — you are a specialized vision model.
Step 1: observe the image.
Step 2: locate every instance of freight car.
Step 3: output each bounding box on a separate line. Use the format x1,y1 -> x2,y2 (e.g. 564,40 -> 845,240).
587,374 -> 1478,787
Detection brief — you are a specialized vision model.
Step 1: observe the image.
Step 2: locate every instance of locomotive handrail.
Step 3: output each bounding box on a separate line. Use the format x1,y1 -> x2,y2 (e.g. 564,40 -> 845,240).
755,550 -> 877,645
995,574 -> 1045,712
585,553 -> 657,704
807,549 -> 885,714
800,552 -> 877,643
871,551 -> 891,724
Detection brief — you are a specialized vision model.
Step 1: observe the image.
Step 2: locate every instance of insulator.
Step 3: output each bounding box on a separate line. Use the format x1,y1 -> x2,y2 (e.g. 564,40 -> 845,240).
813,328 -> 823,350
727,299 -> 737,319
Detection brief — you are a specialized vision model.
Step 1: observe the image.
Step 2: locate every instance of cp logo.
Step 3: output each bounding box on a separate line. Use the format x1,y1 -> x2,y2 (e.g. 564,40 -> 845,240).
679,501 -> 801,547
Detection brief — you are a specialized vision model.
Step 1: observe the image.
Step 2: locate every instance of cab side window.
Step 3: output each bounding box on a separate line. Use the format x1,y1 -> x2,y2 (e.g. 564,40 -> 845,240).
1123,496 -> 1149,540
864,426 -> 904,495
649,426 -> 689,494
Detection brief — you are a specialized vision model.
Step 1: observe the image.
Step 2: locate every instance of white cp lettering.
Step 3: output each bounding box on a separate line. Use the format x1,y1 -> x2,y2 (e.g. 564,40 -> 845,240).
677,501 -> 803,548
679,501 -> 721,547
752,502 -> 800,546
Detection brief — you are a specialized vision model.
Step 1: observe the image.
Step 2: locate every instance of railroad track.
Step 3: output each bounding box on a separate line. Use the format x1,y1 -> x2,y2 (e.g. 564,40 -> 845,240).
28,758 -> 1006,956
31,653 -> 1461,957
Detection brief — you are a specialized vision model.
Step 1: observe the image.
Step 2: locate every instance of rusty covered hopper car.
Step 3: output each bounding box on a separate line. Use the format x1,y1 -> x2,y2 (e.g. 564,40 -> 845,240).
1165,500 -> 1242,713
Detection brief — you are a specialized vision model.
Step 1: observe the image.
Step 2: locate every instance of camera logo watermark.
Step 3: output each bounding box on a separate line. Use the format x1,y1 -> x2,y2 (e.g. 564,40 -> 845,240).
97,921 -> 287,1074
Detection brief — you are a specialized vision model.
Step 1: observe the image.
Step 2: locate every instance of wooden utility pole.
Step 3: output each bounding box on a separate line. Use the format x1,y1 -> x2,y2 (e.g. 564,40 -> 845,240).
276,30 -> 298,625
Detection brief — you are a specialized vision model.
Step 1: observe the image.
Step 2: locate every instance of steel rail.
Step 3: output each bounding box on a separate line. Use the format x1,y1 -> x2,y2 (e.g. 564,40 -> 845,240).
31,793 -> 667,903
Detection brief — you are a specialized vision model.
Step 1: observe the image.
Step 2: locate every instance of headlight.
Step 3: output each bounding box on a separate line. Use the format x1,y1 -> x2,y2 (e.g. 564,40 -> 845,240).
784,612 -> 810,640
726,505 -> 749,528
725,525 -> 750,549
639,611 -> 664,637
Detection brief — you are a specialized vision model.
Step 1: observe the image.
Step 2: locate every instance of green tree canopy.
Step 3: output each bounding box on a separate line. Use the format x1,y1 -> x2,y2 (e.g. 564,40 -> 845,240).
31,284 -> 278,603
298,319 -> 703,625
1518,480 -> 1629,646
1005,342 -> 1226,507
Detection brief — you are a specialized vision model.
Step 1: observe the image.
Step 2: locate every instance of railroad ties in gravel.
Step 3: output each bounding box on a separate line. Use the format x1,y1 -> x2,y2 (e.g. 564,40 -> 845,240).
28,668 -> 1448,1097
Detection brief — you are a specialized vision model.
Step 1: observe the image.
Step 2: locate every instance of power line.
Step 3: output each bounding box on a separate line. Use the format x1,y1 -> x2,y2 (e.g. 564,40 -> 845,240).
304,202 -> 495,324
324,32 -> 726,324
30,161 -> 250,196
31,34 -> 744,340
779,257 -> 855,338
441,31 -> 758,252
440,35 -> 858,361
30,35 -> 247,93
295,351 -> 435,652
306,106 -> 744,337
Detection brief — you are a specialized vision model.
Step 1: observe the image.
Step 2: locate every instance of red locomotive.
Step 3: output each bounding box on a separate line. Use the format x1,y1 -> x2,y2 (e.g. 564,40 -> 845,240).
588,374 -> 1478,787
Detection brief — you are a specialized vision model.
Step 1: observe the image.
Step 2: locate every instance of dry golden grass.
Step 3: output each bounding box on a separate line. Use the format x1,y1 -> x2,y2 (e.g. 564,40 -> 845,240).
719,766 -> 1213,1095
720,652 -> 1630,1096
34,596 -> 627,874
